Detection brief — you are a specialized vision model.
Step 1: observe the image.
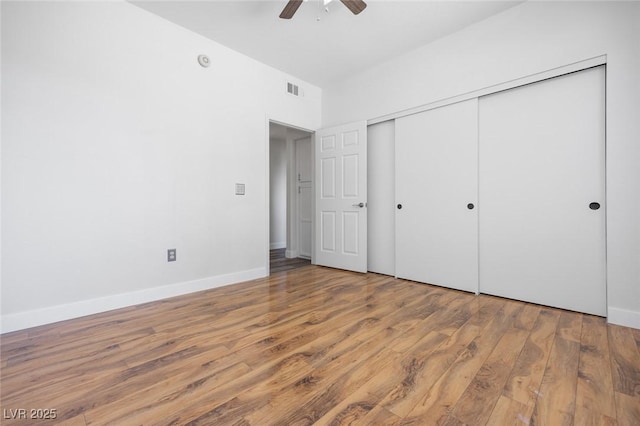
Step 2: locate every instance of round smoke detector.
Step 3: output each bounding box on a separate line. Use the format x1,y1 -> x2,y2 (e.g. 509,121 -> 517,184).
197,55 -> 211,68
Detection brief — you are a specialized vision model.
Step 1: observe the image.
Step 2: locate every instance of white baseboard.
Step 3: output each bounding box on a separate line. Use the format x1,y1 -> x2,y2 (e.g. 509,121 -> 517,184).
608,307 -> 640,330
270,242 -> 286,250
285,249 -> 299,259
0,268 -> 266,334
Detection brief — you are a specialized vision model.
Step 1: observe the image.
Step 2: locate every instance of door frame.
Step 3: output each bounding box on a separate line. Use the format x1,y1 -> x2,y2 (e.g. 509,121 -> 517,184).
265,117 -> 314,275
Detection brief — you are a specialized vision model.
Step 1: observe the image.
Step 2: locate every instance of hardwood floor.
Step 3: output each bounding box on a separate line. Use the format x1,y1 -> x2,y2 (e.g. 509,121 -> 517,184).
270,248 -> 311,274
1,266 -> 639,425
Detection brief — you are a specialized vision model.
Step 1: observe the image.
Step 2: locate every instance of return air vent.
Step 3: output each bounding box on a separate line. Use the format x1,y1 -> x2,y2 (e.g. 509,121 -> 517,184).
287,81 -> 301,97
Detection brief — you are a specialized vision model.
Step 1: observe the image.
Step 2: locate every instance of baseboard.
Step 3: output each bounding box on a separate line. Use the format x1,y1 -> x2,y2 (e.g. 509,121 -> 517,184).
270,242 -> 286,250
285,249 -> 299,259
0,268 -> 266,334
608,307 -> 640,330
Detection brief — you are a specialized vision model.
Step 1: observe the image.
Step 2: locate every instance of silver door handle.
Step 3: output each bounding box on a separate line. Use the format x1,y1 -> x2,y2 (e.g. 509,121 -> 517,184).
352,202 -> 365,208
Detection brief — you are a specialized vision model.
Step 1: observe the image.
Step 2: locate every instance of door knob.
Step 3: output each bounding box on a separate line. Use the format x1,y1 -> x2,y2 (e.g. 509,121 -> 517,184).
589,202 -> 601,210
467,203 -> 475,210
353,202 -> 365,208
397,204 -> 402,209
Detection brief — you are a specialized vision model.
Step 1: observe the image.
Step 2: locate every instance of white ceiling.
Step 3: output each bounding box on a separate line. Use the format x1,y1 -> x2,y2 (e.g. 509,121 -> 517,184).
269,121 -> 313,141
131,0 -> 523,87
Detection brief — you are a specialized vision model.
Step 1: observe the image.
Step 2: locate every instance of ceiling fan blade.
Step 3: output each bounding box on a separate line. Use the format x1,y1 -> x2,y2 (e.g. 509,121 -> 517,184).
340,0 -> 367,15
279,0 -> 303,19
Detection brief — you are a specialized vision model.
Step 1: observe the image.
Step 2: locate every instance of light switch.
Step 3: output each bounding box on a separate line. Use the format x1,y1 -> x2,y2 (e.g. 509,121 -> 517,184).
235,183 -> 245,195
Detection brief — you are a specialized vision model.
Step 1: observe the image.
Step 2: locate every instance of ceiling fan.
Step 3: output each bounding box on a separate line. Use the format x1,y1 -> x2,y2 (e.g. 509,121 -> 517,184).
279,0 -> 367,19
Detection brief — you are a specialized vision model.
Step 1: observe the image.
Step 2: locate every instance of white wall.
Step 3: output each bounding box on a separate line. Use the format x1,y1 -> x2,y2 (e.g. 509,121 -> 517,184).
323,1 -> 640,328
269,138 -> 287,249
1,1 -> 321,332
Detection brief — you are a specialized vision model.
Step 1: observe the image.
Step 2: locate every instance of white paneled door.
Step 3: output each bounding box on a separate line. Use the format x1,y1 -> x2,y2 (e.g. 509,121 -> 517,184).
395,99 -> 479,292
315,121 -> 368,273
479,66 -> 606,316
296,137 -> 312,258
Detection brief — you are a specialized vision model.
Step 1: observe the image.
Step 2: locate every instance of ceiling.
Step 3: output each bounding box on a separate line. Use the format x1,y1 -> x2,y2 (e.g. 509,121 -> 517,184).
131,0 -> 523,87
270,121 -> 313,141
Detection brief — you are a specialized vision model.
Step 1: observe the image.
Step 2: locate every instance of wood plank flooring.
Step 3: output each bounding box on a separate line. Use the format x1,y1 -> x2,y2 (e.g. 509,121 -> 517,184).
270,248 -> 311,274
1,266 -> 639,425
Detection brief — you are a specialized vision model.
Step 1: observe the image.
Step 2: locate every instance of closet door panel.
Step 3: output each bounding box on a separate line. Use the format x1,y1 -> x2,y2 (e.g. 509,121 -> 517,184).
478,66 -> 606,316
396,99 -> 478,293
367,121 -> 396,276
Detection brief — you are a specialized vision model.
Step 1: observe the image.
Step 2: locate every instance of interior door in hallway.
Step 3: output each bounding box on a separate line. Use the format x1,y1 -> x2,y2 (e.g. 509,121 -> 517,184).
395,99 -> 479,293
296,137 -> 312,259
315,121 -> 367,273
478,66 -> 606,316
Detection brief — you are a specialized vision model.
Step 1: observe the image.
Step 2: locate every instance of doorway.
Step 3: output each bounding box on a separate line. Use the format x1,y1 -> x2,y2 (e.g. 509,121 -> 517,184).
269,122 -> 313,274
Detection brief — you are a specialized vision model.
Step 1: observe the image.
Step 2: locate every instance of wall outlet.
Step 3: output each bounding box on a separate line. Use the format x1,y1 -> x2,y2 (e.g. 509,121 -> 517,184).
167,248 -> 177,262
235,183 -> 245,195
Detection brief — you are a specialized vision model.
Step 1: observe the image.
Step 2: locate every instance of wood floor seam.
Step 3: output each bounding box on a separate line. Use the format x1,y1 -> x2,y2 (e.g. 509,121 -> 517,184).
1,266 -> 638,425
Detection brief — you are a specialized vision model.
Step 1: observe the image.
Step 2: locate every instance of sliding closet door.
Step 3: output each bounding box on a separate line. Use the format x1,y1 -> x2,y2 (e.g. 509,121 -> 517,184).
396,99 -> 478,293
368,120 -> 395,276
479,66 -> 606,316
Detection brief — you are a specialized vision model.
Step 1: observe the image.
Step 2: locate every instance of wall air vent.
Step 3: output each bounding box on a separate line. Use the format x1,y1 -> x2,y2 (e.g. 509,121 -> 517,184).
287,82 -> 300,97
